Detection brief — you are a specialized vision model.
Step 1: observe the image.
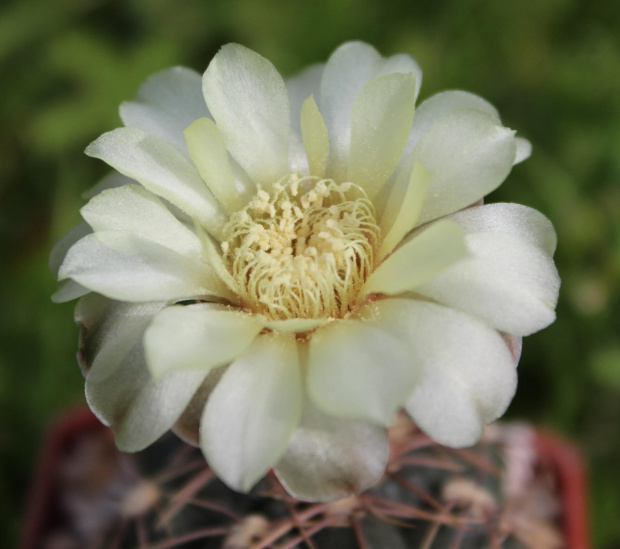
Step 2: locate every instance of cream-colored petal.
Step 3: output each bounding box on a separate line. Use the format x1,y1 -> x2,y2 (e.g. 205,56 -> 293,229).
412,108 -> 517,224
379,160 -> 430,261
200,333 -> 302,492
514,137 -> 532,164
307,320 -> 417,425
416,232 -> 560,336
49,222 -> 92,276
300,96 -> 329,178
363,220 -> 468,297
81,185 -> 202,259
375,90 -> 487,219
320,42 -> 381,181
403,90 -> 499,159
78,296 -> 165,383
274,398 -> 388,502
59,233 -> 233,303
83,171 -> 133,200
374,53 -> 423,99
85,128 -> 226,238
367,299 -> 517,448
447,203 -> 557,255
144,304 -> 264,378
87,341 -> 207,452
319,42 -> 422,181
79,296 -> 206,452
75,294 -> 137,374
119,67 -> 209,154
184,117 -> 246,214
347,73 -> 417,200
52,280 -> 90,303
172,366 -> 228,446
203,44 -> 290,190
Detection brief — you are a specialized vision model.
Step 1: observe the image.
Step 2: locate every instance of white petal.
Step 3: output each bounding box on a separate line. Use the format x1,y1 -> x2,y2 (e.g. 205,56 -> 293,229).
85,128 -> 226,238
79,296 -> 205,452
83,171 -> 133,199
59,233 -> 233,303
80,185 -> 202,258
347,73 -> 417,200
416,232 -> 560,336
320,42 -> 380,180
286,64 -> 325,176
307,320 -> 416,425
447,203 -> 557,255
288,131 -> 310,175
173,366 -> 228,446
374,53 -> 422,99
119,67 -> 208,154
412,108 -> 517,224
74,293 -> 125,375
363,219 -> 468,297
300,96 -> 329,178
502,333 -> 523,366
87,340 -> 207,452
144,304 -> 264,378
200,333 -> 302,492
52,280 -> 90,303
368,299 -> 517,447
184,117 -> 247,214
228,156 -> 257,202
404,90 -> 499,159
379,159 -> 429,261
320,42 -> 422,182
203,44 -> 290,190
379,92 -> 495,225
274,398 -> 388,501
514,137 -> 532,164
77,296 -> 164,382
49,222 -> 92,276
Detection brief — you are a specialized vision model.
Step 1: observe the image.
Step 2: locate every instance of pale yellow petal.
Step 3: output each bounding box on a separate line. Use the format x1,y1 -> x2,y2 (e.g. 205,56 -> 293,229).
144,304 -> 264,378
201,333 -> 302,492
184,117 -> 245,214
307,320 -> 416,425
362,220 -> 468,296
300,96 -> 329,178
379,160 -> 430,261
194,223 -> 237,293
347,73 -> 416,200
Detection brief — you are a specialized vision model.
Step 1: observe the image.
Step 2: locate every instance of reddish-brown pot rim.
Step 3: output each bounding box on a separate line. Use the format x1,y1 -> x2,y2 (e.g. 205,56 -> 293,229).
20,408 -> 591,549
534,430 -> 591,549
20,407 -> 106,549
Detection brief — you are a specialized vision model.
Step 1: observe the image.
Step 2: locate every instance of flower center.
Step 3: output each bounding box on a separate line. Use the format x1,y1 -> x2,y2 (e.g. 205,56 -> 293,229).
221,175 -> 380,321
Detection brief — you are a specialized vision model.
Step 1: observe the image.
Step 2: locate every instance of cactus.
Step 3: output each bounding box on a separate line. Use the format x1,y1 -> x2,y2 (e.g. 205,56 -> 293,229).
43,415 -> 563,549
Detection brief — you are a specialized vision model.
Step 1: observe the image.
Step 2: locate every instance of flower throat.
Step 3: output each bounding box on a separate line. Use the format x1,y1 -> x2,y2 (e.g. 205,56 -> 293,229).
221,176 -> 380,321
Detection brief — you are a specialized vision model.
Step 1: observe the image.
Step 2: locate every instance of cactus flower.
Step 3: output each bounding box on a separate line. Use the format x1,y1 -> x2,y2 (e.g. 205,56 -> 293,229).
52,42 -> 560,501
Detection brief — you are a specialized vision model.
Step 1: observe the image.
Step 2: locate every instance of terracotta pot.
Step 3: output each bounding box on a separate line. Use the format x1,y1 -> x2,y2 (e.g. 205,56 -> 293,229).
20,407 -> 106,549
21,407 -> 591,549
534,431 -> 591,549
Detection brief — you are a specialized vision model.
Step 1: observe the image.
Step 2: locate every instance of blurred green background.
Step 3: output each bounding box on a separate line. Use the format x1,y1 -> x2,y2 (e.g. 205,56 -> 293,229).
1,0 -> 619,546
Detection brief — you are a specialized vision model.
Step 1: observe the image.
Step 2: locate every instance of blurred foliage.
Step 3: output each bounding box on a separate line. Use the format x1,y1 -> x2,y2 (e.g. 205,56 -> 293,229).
0,0 -> 619,546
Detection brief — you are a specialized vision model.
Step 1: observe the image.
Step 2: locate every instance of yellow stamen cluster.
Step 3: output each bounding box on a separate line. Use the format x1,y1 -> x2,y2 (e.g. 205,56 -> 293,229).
221,176 -> 380,321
